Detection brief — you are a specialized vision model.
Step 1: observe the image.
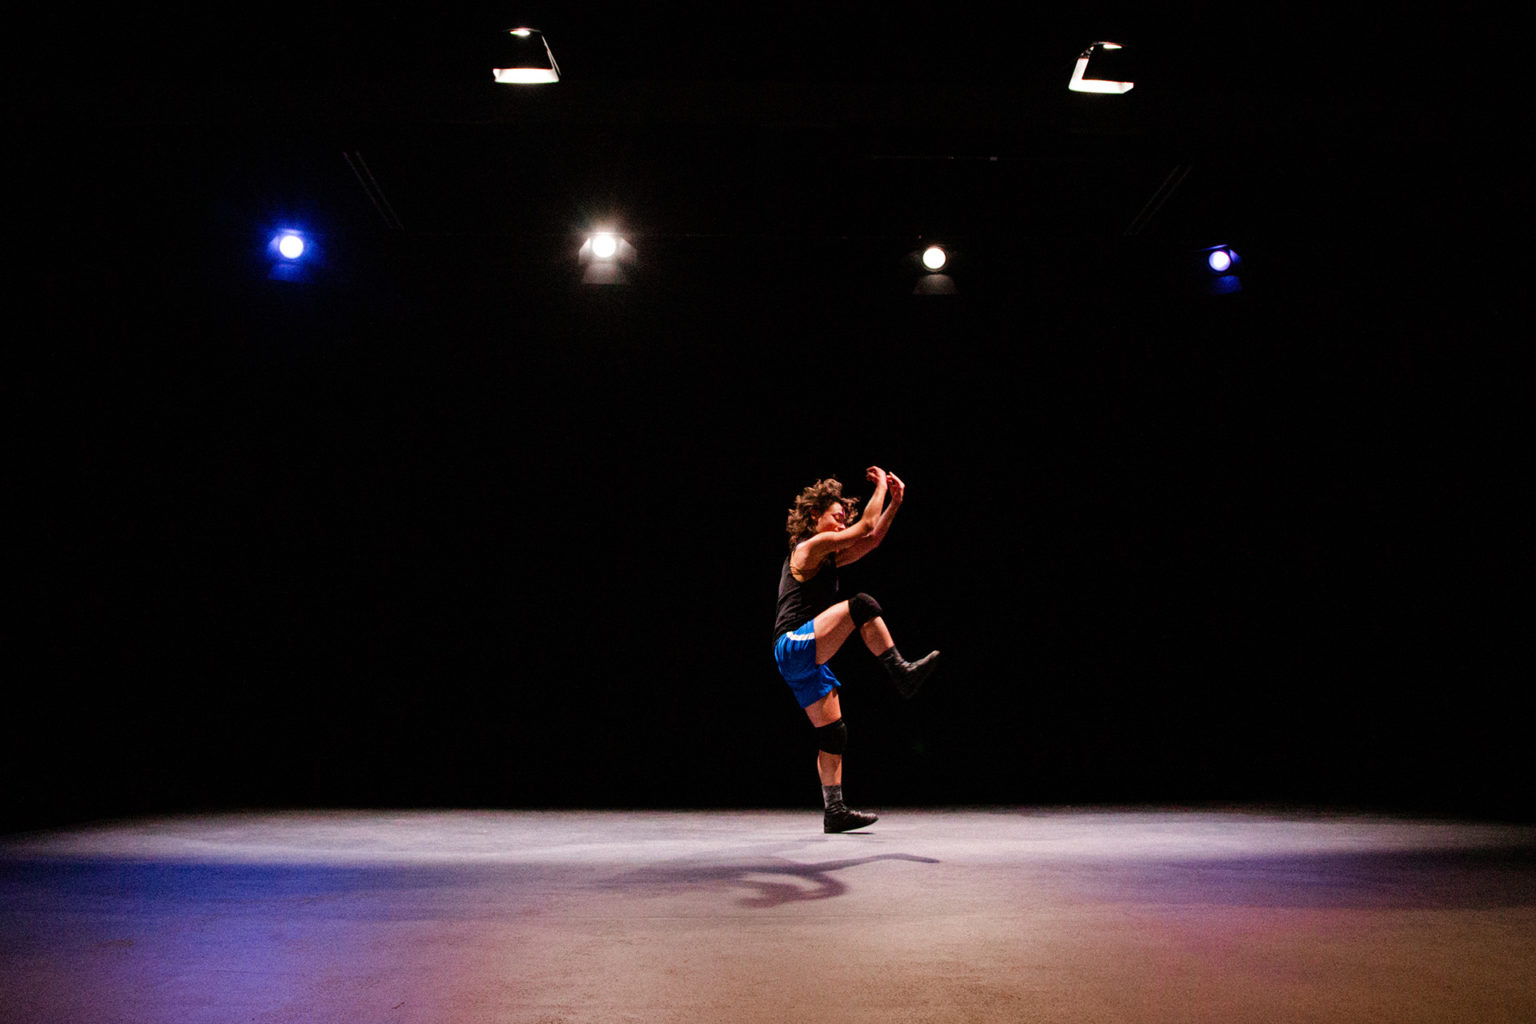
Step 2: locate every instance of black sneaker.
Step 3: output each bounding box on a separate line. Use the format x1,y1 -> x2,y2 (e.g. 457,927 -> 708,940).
894,650 -> 940,700
824,806 -> 879,833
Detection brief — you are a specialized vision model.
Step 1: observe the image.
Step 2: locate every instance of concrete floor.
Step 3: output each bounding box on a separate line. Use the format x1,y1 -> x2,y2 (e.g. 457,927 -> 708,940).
2,808 -> 1533,1023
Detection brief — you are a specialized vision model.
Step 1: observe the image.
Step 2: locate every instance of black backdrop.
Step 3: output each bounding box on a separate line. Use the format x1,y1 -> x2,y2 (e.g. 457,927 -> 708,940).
5,8 -> 1527,828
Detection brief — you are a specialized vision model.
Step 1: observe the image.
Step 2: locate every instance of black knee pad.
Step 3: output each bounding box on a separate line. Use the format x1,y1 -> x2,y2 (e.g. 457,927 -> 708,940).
849,592 -> 883,627
815,718 -> 848,755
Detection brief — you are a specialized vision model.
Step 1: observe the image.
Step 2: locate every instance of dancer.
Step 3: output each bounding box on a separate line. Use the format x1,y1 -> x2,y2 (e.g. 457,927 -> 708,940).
772,467 -> 940,833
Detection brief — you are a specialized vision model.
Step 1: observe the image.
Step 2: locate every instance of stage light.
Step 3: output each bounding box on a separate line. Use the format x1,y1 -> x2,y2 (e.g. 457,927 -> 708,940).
1069,41 -> 1135,94
268,230 -> 310,261
265,229 -> 316,282
578,229 -> 636,284
580,231 -> 631,262
1199,244 -> 1243,295
493,28 -> 561,84
1202,244 -> 1240,274
276,232 -> 306,260
908,240 -> 958,295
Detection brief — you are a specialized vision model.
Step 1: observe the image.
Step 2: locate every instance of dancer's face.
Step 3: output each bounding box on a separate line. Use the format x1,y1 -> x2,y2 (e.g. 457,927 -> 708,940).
815,502 -> 847,534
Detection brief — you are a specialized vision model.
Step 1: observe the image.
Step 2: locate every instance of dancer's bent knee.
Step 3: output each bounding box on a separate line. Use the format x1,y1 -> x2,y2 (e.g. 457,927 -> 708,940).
849,592 -> 883,627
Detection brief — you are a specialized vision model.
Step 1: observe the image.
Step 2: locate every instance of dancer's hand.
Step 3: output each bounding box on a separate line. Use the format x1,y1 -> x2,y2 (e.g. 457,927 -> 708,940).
887,472 -> 905,506
866,466 -> 887,487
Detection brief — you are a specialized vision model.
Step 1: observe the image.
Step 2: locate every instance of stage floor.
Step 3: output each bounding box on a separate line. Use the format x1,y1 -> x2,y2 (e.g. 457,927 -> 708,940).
3,808 -> 1534,1023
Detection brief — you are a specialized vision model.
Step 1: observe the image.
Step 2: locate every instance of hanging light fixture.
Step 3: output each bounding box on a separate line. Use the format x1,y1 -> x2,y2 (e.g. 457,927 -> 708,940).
493,28 -> 561,84
1068,42 -> 1134,94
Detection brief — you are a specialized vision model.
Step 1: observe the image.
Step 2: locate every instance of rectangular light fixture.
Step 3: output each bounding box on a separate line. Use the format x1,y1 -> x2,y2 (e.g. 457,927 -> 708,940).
493,28 -> 561,84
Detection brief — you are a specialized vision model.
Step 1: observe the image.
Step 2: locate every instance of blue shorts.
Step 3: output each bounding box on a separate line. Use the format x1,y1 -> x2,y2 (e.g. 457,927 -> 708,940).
774,619 -> 841,708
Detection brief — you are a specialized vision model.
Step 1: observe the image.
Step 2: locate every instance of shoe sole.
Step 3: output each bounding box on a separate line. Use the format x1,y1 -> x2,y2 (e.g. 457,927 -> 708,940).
824,814 -> 879,834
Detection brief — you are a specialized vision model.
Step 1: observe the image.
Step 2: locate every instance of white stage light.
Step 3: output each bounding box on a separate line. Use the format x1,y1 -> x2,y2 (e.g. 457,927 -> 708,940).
578,230 -> 635,284
1069,41 -> 1135,94
493,28 -> 561,84
909,241 -> 957,294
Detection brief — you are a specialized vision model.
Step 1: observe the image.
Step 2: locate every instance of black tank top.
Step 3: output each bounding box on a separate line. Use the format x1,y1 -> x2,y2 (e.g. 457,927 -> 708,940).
773,549 -> 839,642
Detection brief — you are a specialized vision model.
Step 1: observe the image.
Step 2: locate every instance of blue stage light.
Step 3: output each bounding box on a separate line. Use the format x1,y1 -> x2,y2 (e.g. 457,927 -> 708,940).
265,229 -> 318,282
1195,245 -> 1243,295
269,230 -> 312,262
277,232 -> 306,260
1202,245 -> 1240,273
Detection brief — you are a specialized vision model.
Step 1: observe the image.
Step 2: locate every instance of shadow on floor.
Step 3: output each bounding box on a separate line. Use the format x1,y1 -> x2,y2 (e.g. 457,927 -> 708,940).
608,853 -> 944,908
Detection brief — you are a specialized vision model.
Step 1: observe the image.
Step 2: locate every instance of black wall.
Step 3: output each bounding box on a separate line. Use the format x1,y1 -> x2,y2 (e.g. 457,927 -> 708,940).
5,10 -> 1526,828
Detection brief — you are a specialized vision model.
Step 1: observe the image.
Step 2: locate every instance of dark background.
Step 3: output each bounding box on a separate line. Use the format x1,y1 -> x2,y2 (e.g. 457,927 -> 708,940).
5,7 -> 1528,828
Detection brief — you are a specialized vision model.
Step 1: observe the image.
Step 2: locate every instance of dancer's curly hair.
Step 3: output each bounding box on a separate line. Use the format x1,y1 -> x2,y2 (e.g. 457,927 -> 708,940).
785,477 -> 861,549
